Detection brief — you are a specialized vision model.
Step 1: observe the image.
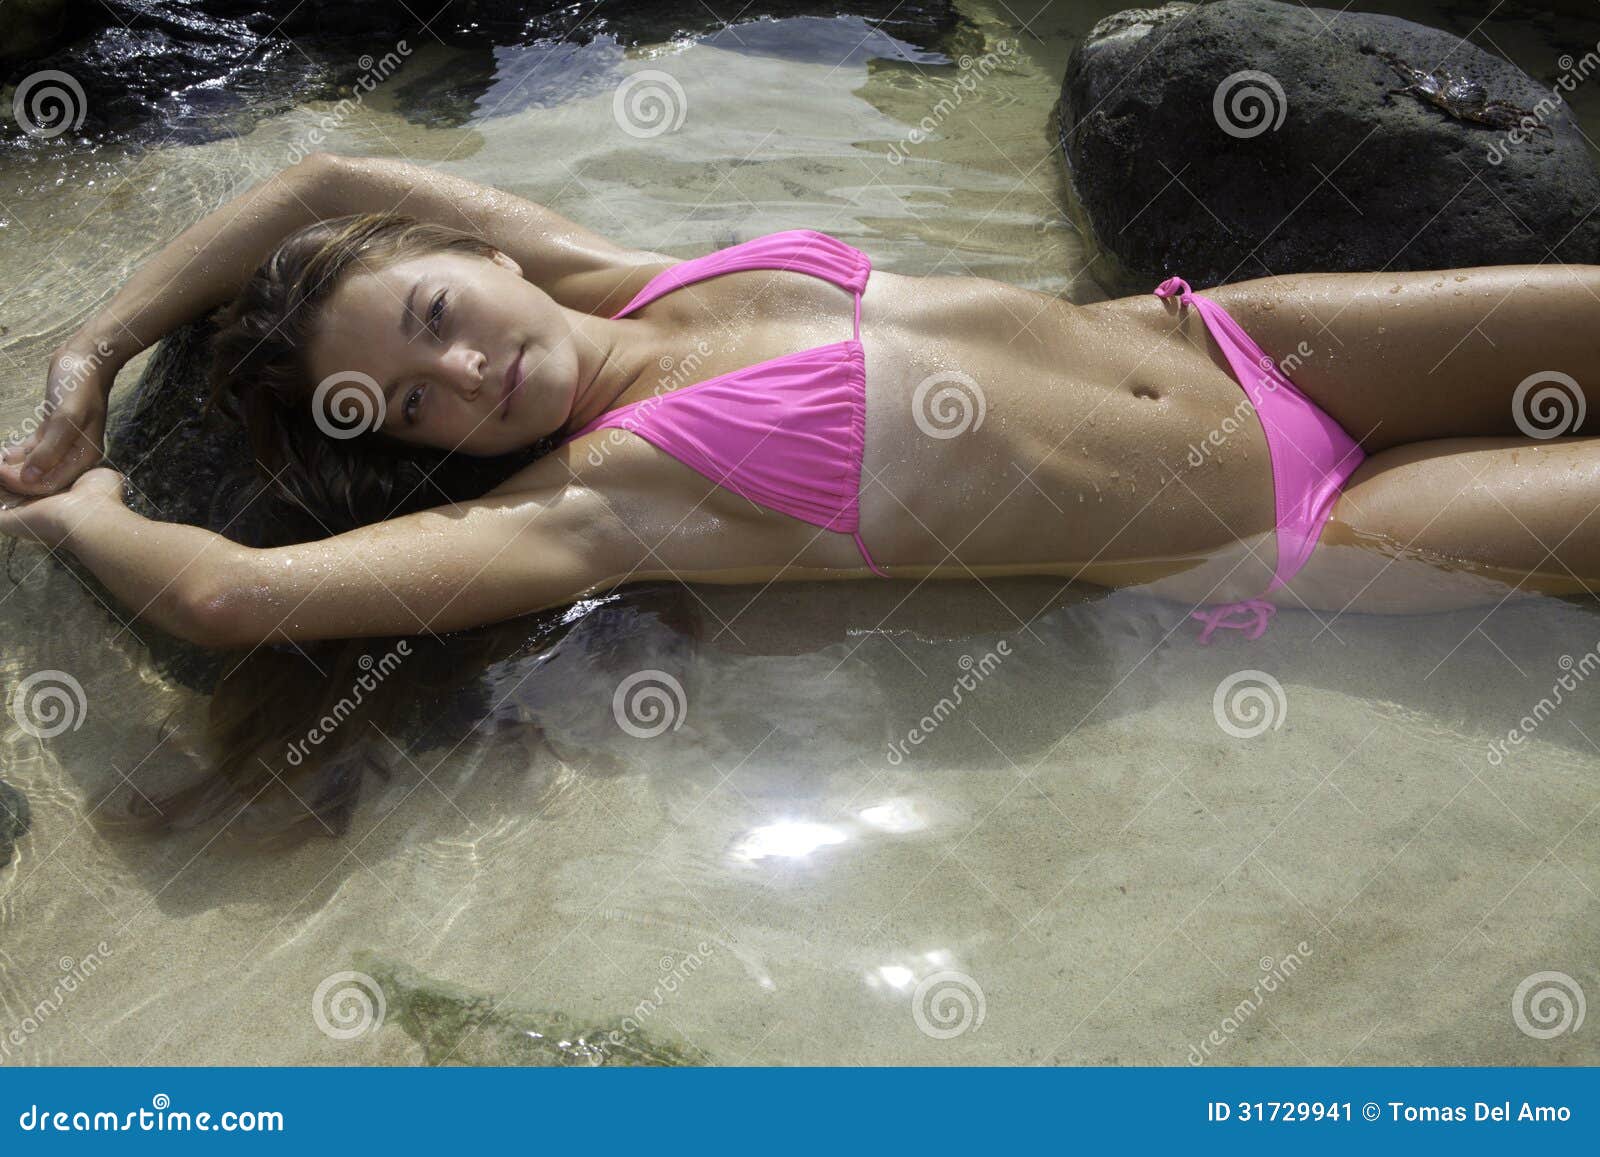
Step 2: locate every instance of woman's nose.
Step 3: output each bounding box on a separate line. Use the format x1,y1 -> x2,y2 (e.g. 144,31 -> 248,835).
439,347 -> 488,396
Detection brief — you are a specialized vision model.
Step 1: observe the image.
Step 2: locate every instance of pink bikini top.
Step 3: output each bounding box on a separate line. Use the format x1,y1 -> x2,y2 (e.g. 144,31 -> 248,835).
559,229 -> 888,576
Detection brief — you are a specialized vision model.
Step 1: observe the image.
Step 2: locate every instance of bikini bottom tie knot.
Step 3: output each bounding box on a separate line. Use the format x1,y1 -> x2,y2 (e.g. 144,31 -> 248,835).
1191,599 -> 1277,644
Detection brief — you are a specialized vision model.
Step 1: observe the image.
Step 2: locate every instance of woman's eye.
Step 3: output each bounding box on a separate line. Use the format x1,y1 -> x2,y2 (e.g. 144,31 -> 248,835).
404,384 -> 424,424
429,291 -> 447,334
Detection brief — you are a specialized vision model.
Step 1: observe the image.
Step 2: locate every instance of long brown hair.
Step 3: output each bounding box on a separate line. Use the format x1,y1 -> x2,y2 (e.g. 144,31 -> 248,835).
106,212 -> 625,846
204,211 -> 559,533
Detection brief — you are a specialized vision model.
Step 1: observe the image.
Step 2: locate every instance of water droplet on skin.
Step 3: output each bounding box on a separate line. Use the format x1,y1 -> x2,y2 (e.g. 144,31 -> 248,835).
1377,325 -> 1386,334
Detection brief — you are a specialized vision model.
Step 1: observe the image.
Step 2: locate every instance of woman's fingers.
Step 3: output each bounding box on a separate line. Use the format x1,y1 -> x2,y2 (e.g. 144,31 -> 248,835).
19,419 -> 80,479
0,438 -> 94,493
2,432 -> 38,460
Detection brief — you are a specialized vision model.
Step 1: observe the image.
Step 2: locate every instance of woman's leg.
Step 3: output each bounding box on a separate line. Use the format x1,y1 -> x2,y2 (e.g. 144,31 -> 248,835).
1281,435 -> 1600,614
1199,264 -> 1600,450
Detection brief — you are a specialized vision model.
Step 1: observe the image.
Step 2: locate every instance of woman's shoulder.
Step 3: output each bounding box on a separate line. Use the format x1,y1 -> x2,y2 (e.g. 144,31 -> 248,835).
554,253 -> 680,316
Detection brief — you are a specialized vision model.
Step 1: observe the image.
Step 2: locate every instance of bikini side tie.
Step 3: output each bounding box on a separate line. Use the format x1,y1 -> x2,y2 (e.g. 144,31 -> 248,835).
1191,599 -> 1277,644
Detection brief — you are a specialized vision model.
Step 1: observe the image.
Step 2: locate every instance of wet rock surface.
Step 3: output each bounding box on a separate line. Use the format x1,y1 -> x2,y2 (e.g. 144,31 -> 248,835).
0,779 -> 30,868
2,1 -> 961,147
1060,0 -> 1600,290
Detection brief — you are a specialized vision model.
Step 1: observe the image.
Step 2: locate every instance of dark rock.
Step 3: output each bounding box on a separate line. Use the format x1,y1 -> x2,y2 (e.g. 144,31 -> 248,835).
3,1 -> 962,148
0,779 -> 30,868
0,0 -> 71,64
1059,0 -> 1600,291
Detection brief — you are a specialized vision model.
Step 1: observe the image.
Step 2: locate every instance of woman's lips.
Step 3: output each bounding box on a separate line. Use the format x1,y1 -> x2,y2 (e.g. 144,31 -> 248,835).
501,347 -> 524,419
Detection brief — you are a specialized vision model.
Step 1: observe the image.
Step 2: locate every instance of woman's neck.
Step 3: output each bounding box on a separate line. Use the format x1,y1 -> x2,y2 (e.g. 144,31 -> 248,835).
559,311 -> 658,436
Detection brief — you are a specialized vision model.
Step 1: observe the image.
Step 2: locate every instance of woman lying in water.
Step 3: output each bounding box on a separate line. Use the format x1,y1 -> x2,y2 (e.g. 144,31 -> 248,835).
2,150 -> 1598,649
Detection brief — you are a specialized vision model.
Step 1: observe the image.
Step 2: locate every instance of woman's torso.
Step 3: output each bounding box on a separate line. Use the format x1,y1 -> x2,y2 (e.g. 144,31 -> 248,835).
560,253 -> 1279,587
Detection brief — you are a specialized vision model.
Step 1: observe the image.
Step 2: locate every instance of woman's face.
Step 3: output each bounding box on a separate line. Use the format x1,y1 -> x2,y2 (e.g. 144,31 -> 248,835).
305,248 -> 578,456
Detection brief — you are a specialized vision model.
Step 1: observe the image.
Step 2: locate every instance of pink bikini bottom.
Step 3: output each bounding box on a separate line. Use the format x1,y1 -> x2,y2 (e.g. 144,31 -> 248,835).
1154,276 -> 1367,642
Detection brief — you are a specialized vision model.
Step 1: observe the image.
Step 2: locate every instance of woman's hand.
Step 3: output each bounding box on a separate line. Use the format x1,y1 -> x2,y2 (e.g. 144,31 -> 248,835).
0,465 -> 125,550
0,341 -> 116,497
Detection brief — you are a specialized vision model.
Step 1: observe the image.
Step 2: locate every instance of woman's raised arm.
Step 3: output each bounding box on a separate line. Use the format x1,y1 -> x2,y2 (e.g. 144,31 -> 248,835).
1,152 -> 669,496
2,464 -> 636,648
313,152 -> 674,314
46,151 -> 661,395
1,154 -> 339,494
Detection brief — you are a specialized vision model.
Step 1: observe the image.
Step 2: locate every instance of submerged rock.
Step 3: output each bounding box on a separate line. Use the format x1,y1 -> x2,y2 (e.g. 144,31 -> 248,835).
353,951 -> 699,1066
1059,0 -> 1600,291
2,1 -> 963,147
0,780 -> 30,868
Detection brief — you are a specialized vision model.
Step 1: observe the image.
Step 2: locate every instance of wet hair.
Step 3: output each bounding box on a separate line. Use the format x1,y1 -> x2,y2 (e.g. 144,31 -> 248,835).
203,210 -> 557,534
111,212 -> 574,845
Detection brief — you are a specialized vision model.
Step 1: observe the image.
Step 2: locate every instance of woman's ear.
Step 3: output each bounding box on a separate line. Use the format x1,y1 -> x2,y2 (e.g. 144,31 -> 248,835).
489,249 -> 524,279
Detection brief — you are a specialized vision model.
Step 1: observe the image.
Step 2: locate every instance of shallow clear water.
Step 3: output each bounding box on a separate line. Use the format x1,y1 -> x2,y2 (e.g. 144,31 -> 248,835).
1,0 -> 1598,1065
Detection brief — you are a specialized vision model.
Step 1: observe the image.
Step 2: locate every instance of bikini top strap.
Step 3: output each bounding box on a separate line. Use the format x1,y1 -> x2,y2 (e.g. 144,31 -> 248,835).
612,230 -> 871,320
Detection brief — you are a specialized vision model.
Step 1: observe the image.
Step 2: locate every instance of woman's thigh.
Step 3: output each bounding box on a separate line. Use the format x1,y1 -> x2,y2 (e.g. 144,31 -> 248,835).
1281,434 -> 1600,614
1200,264 -> 1600,450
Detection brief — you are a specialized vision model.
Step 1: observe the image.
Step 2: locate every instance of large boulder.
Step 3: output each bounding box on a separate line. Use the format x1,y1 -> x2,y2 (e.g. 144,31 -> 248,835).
1060,0 -> 1600,291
